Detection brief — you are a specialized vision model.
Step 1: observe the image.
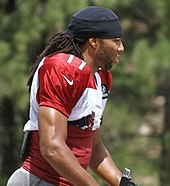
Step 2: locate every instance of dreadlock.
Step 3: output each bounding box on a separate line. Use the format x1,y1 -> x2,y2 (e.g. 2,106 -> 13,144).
27,32 -> 87,91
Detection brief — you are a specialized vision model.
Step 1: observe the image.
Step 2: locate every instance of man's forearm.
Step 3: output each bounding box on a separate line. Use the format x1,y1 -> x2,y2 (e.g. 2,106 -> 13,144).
89,142 -> 121,186
41,141 -> 99,186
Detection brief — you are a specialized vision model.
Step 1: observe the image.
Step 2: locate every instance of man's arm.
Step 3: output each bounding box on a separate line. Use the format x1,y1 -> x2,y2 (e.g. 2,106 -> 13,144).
89,129 -> 122,186
38,106 -> 99,186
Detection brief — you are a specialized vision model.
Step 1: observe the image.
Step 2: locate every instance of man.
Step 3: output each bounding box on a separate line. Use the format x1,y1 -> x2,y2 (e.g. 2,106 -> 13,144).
7,6 -> 137,186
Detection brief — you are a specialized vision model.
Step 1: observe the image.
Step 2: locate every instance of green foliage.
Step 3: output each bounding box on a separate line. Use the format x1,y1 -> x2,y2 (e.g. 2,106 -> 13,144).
0,0 -> 170,186
153,35 -> 170,87
160,131 -> 170,186
0,41 -> 10,97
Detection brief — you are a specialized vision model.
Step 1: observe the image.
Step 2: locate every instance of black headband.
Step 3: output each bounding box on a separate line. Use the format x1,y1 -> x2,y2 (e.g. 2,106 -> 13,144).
66,6 -> 122,39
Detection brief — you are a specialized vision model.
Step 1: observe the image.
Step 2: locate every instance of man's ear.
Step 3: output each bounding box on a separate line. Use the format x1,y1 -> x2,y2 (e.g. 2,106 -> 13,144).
88,38 -> 99,48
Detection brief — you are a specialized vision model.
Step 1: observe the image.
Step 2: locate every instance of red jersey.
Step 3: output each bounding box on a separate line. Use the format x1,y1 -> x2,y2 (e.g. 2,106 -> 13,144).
22,53 -> 112,185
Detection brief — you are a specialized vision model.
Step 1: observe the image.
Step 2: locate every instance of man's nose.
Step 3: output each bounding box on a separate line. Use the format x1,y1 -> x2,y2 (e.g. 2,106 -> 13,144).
118,41 -> 124,53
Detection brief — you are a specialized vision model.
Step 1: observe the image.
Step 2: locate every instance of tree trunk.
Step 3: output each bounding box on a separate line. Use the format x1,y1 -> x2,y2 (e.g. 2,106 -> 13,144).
160,82 -> 170,186
0,97 -> 18,176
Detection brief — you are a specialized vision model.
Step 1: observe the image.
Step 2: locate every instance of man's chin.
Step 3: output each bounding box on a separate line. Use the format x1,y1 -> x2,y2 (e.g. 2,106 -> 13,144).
113,59 -> 120,64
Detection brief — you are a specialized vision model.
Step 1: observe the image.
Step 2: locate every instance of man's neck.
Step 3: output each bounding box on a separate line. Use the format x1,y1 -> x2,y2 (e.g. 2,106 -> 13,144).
82,45 -> 97,74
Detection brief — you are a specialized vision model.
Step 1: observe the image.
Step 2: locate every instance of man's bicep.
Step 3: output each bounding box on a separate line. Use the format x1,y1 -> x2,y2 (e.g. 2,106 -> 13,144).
38,106 -> 68,147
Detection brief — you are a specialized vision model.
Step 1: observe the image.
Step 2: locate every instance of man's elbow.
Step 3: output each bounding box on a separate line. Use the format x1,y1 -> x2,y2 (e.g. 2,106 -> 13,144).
39,141 -> 64,161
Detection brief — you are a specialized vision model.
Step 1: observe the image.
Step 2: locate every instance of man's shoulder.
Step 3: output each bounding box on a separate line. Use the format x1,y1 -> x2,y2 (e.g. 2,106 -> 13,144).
39,53 -> 91,86
97,69 -> 112,80
43,53 -> 90,74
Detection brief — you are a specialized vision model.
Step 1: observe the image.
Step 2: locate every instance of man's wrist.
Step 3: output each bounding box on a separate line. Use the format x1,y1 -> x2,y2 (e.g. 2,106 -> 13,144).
119,168 -> 140,186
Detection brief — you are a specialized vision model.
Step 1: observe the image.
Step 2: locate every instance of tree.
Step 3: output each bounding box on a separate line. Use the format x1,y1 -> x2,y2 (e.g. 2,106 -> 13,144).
0,0 -> 88,185
1,0 -> 170,186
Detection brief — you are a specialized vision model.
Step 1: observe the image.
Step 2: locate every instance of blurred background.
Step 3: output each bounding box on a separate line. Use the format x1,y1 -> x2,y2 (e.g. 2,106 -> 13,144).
0,0 -> 170,185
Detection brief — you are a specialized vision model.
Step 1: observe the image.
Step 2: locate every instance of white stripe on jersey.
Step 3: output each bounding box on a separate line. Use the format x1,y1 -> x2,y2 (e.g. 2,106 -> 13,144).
67,54 -> 74,63
68,87 -> 103,131
23,58 -> 45,132
93,73 -> 107,112
78,60 -> 86,70
94,72 -> 102,91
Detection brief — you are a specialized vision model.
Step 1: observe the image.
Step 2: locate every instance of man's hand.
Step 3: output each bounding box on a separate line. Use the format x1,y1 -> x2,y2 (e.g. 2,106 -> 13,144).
125,180 -> 139,186
119,168 -> 140,186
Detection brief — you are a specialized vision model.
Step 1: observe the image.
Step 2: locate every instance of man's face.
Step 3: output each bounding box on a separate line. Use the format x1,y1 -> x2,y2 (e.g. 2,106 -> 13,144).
93,38 -> 124,70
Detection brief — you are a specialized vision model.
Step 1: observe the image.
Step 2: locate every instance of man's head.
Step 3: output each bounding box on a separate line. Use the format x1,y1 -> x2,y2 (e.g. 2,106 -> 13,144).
66,6 -> 124,72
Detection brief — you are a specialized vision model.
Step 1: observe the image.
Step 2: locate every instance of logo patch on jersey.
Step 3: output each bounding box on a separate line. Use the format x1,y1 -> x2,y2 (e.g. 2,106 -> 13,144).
102,84 -> 109,99
63,75 -> 74,85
